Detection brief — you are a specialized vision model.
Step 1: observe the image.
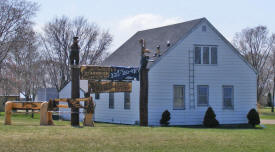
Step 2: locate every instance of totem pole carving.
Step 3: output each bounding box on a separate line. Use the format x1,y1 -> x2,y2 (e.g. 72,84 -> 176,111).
70,37 -> 80,65
139,39 -> 151,126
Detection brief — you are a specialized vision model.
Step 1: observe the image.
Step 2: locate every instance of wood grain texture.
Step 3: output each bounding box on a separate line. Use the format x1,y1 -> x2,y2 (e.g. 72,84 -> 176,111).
88,81 -> 132,93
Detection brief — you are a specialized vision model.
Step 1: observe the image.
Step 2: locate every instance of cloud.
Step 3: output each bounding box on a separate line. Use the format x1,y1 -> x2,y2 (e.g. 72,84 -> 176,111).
118,14 -> 183,32
110,14 -> 183,52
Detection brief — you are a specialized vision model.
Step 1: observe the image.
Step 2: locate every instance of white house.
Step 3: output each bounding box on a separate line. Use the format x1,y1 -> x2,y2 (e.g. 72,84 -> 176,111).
60,18 -> 257,126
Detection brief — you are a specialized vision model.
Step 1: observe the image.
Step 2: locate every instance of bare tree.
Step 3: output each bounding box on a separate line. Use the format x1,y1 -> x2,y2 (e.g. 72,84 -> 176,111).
0,0 -> 38,71
7,26 -> 44,101
233,26 -> 275,103
41,16 -> 112,91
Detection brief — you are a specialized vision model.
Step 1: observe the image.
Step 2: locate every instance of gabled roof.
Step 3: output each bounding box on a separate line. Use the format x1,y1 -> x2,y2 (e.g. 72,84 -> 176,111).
102,18 -> 204,67
102,18 -> 257,74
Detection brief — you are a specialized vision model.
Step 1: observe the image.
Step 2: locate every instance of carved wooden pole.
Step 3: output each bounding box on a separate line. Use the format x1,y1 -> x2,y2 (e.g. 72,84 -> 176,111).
139,39 -> 150,126
4,101 -> 13,125
70,37 -> 80,126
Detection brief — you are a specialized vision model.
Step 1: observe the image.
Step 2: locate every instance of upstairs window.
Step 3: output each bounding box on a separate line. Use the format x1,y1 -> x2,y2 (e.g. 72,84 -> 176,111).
203,47 -> 209,64
195,46 -> 217,65
211,47 -> 217,64
195,47 -> 201,64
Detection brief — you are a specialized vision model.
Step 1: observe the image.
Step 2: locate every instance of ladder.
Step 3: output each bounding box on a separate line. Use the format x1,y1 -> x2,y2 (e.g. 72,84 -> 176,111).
188,49 -> 195,109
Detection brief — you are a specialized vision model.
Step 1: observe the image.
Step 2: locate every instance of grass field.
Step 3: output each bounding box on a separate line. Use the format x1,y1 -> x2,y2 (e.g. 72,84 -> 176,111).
259,107 -> 275,120
0,113 -> 275,152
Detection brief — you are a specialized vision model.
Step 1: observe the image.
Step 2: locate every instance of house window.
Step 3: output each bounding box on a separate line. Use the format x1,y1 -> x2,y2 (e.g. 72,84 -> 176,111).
95,93 -> 100,99
124,92 -> 130,109
195,47 -> 201,64
109,93 -> 114,109
197,85 -> 209,106
195,46 -> 217,65
173,85 -> 185,109
211,47 -> 217,64
203,47 -> 209,64
223,86 -> 234,109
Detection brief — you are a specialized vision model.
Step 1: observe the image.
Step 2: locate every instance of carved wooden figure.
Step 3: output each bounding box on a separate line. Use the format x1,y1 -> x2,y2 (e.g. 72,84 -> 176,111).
83,97 -> 96,126
69,37 -> 80,65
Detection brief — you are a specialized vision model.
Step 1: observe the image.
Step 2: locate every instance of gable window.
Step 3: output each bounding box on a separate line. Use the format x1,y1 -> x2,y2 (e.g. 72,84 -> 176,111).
202,25 -> 207,32
124,92 -> 130,109
223,86 -> 234,109
173,85 -> 185,109
195,46 -> 217,65
197,85 -> 209,106
109,93 -> 114,109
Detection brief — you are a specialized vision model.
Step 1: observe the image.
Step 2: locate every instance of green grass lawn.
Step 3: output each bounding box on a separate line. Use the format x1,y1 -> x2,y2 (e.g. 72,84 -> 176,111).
0,113 -> 275,152
259,107 -> 275,120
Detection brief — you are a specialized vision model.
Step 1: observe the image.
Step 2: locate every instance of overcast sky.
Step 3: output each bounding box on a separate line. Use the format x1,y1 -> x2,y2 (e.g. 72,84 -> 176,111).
30,0 -> 275,52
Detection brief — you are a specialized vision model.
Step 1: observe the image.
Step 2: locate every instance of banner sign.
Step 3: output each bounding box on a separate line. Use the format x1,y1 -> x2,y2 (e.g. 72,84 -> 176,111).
80,66 -> 139,81
80,66 -> 111,80
88,81 -> 132,93
109,66 -> 139,81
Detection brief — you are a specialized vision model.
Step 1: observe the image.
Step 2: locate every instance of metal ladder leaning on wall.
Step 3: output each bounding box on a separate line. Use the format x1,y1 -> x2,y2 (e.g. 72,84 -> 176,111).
188,49 -> 195,109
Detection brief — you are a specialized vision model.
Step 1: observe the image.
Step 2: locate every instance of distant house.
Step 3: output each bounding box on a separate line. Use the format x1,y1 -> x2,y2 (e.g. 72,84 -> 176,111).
60,18 -> 257,126
35,88 -> 59,101
0,87 -> 20,112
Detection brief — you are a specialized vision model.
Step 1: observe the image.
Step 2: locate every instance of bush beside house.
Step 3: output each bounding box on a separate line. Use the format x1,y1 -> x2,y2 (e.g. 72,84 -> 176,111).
203,107 -> 219,127
160,110 -> 171,126
247,108 -> 260,127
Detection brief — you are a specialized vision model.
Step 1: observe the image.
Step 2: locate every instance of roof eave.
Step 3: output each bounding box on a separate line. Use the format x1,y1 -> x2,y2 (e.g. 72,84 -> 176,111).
148,18 -> 205,69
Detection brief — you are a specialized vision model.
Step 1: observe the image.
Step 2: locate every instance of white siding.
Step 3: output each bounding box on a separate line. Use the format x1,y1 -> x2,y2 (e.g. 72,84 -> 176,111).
148,21 -> 257,126
92,81 -> 140,124
59,81 -> 140,124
